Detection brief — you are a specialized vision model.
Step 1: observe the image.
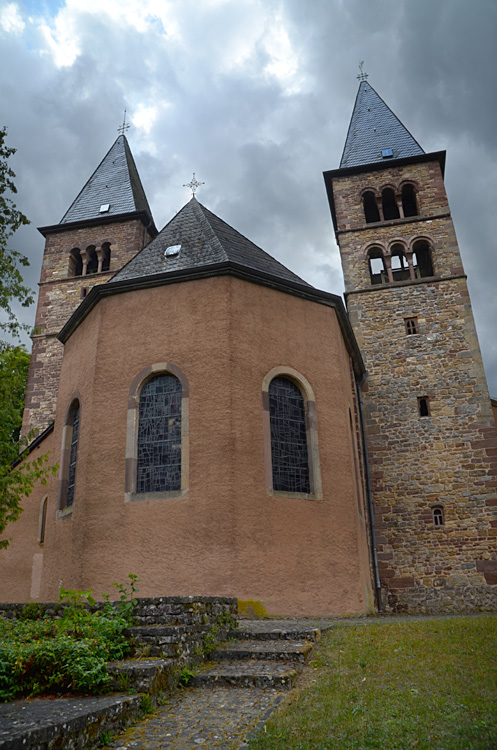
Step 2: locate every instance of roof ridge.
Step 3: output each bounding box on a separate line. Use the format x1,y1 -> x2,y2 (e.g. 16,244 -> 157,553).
190,199 -> 229,261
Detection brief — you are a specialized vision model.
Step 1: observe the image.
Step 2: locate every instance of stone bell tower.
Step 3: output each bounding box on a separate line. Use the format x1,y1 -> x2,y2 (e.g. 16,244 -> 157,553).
324,80 -> 497,612
22,134 -> 157,436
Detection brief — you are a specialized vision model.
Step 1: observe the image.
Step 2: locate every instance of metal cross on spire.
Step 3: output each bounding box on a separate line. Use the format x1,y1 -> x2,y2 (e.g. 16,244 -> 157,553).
117,109 -> 130,136
357,61 -> 369,82
183,172 -> 205,198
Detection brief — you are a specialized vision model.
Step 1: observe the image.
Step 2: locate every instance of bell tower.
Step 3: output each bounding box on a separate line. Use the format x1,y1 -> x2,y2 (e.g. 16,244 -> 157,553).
23,135 -> 157,435
324,81 -> 497,612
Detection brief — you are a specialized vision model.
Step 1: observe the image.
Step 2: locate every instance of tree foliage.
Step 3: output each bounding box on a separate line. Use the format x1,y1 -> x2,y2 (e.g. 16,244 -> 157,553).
0,126 -> 32,338
0,128 -> 56,548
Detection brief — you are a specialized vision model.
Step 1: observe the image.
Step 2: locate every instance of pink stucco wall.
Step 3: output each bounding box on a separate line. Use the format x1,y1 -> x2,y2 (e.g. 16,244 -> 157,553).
0,275 -> 373,615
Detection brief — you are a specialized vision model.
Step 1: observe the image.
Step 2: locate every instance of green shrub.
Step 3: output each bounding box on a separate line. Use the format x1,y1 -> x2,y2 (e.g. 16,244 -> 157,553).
0,575 -> 139,702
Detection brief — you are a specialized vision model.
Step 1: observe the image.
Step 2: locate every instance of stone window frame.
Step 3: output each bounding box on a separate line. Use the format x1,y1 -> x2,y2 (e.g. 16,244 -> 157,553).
404,316 -> 419,336
363,235 -> 436,286
418,396 -> 431,418
38,495 -> 48,544
125,363 -> 189,503
360,187 -> 381,224
56,394 -> 82,518
359,179 -> 421,225
431,504 -> 445,527
409,235 -> 436,278
262,366 -> 322,501
67,239 -> 113,278
365,243 -> 389,285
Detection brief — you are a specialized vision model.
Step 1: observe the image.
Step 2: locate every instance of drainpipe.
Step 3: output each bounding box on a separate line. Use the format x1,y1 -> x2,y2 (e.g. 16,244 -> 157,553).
357,371 -> 382,612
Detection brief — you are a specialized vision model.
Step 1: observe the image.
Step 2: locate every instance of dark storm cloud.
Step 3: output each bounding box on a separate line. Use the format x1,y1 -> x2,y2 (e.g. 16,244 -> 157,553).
2,0 -> 497,393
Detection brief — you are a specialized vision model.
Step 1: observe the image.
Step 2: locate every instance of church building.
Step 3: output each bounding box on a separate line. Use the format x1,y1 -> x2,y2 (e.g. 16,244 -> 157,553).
2,81 -> 497,616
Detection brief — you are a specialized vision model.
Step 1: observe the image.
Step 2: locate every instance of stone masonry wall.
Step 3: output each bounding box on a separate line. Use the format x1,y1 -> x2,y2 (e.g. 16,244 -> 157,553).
23,219 -> 152,435
333,158 -> 497,613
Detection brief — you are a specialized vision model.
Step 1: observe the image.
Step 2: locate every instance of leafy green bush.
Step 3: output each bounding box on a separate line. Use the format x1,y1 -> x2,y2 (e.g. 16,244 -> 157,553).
0,575 -> 139,701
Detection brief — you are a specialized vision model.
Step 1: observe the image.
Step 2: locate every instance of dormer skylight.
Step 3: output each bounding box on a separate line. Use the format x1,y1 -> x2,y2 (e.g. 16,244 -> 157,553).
165,244 -> 181,258
381,148 -> 393,159
99,204 -> 110,213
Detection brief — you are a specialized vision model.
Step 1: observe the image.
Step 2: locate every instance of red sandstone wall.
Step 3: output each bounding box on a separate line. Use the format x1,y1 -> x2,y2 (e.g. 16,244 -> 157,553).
0,276 -> 373,616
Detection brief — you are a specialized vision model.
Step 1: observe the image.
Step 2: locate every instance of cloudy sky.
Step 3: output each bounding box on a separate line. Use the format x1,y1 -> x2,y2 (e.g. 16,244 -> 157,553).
1,0 -> 497,393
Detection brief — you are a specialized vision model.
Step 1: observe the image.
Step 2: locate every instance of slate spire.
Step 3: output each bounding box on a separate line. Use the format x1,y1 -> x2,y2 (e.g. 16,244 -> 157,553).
60,134 -> 154,227
340,81 -> 424,169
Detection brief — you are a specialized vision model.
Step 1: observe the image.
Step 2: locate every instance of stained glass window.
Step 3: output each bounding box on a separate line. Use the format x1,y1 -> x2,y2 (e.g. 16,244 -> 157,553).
137,374 -> 182,493
66,405 -> 80,507
269,376 -> 310,493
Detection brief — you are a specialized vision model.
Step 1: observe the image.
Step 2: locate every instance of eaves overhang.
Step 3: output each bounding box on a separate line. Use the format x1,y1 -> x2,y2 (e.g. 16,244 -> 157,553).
323,150 -> 446,234
57,262 -> 365,378
38,210 -> 158,238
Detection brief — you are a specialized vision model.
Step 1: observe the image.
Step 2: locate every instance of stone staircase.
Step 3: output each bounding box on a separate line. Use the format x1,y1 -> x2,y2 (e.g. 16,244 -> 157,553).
0,597 -> 332,749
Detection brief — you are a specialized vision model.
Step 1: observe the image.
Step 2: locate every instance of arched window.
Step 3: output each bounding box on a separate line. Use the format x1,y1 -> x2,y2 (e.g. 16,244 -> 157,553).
433,506 -> 444,527
268,376 -> 310,493
362,191 -> 380,223
57,399 -> 81,515
85,246 -> 98,275
136,374 -> 182,493
402,184 -> 418,217
368,248 -> 387,285
101,242 -> 111,272
69,248 -> 83,277
412,240 -> 434,278
390,244 -> 410,282
125,364 -> 189,501
262,368 -> 322,499
382,188 -> 400,221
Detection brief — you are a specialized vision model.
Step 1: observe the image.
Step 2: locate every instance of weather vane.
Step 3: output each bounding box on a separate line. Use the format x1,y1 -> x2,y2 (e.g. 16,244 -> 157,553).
183,172 -> 205,198
117,109 -> 130,136
357,61 -> 368,82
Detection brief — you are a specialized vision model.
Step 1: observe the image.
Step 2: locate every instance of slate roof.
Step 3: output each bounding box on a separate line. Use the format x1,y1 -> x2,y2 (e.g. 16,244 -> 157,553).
60,135 -> 154,225
110,198 -> 311,287
340,81 -> 424,169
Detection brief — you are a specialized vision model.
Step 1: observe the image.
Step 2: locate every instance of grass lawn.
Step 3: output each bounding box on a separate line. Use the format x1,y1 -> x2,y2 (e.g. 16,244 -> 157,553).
247,615 -> 497,750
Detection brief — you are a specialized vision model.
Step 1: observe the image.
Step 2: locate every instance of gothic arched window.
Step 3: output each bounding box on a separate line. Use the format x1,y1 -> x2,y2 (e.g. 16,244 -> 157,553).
268,376 -> 310,494
136,374 -> 182,494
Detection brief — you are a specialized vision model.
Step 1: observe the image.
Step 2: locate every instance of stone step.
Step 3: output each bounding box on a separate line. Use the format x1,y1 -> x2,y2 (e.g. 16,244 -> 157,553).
126,624 -> 216,659
189,659 -> 302,689
233,626 -> 321,642
107,658 -> 180,696
211,639 -> 313,663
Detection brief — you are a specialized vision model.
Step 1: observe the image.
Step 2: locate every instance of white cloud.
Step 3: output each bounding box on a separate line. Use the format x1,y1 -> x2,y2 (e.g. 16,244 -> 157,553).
0,2 -> 25,35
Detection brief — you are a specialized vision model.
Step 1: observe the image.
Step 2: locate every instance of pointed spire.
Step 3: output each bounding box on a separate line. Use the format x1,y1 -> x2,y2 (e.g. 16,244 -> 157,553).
340,81 -> 424,169
60,135 -> 154,227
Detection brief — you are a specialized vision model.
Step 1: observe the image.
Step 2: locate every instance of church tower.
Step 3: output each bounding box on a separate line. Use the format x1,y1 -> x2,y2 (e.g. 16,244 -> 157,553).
23,135 -> 157,435
324,81 -> 497,612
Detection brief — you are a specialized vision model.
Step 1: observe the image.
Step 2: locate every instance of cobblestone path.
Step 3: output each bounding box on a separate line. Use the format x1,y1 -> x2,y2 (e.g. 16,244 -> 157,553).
111,687 -> 286,749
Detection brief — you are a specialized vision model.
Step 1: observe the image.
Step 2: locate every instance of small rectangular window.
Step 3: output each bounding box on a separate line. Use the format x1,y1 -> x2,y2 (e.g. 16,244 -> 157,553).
80,287 -> 88,299
381,148 -> 393,158
418,397 -> 430,417
405,317 -> 418,335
